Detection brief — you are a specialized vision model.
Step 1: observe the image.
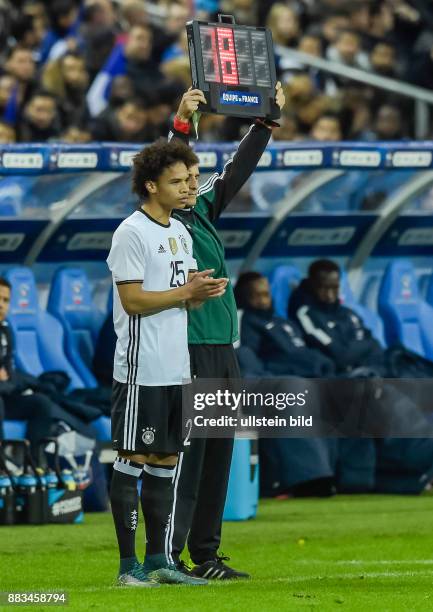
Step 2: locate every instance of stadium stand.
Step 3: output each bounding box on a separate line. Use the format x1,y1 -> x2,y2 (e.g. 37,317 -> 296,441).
1,1 -> 433,144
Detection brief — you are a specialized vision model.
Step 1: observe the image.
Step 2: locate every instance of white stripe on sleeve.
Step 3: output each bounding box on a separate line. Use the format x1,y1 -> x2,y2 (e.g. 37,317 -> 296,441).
297,305 -> 332,346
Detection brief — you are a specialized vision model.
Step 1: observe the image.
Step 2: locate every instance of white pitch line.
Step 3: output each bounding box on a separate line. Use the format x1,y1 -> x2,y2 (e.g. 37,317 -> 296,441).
275,570 -> 433,583
294,560 -> 433,566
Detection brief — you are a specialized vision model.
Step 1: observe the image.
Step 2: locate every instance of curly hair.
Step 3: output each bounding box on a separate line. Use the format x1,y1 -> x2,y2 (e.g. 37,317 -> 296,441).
132,138 -> 199,200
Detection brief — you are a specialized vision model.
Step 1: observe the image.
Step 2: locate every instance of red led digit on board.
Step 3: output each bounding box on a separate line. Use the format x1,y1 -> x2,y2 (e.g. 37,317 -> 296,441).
216,27 -> 239,85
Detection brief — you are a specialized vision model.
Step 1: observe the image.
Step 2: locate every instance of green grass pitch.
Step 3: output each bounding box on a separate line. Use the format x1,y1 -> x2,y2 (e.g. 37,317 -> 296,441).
1,495 -> 433,611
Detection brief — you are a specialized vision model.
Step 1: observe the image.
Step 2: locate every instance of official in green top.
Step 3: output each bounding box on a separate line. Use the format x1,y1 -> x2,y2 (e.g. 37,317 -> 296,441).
168,83 -> 286,580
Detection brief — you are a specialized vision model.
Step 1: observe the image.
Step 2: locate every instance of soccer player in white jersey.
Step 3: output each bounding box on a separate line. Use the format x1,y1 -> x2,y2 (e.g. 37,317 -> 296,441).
107,139 -> 228,587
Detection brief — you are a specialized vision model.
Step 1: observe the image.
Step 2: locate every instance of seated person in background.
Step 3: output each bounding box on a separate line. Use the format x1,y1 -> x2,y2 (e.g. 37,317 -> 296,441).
288,259 -> 433,495
289,258 -> 433,378
57,124 -> 92,143
0,121 -> 16,144
235,269 -> 433,496
90,98 -> 151,143
288,259 -> 385,376
310,112 -> 343,141
234,271 -> 335,378
234,271 -> 337,498
0,277 -> 95,457
17,90 -> 62,143
41,51 -> 90,128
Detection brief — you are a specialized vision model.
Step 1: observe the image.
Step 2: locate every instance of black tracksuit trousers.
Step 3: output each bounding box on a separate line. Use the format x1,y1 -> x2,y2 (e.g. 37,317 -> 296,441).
171,344 -> 240,565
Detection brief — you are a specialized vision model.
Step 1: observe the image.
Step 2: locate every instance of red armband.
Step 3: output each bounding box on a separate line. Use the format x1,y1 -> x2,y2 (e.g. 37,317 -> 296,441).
174,116 -> 191,134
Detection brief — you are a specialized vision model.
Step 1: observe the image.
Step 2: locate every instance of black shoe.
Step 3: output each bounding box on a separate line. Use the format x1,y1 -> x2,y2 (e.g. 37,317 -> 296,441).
191,555 -> 250,580
176,560 -> 195,577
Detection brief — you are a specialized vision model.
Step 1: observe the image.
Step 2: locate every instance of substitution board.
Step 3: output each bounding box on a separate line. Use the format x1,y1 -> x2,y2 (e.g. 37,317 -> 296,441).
187,15 -> 280,120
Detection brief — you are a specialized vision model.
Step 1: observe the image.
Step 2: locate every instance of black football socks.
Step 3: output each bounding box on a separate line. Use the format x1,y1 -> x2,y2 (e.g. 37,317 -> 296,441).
141,462 -> 177,572
110,457 -> 144,574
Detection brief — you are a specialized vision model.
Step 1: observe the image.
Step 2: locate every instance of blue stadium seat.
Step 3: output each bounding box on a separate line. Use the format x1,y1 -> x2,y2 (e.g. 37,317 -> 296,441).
4,267 -> 85,390
378,260 -> 433,358
47,268 -> 104,388
269,265 -> 301,319
340,271 -> 386,346
90,415 -> 111,441
418,272 -> 431,300
4,420 -> 27,439
223,439 -> 259,521
359,272 -> 382,312
0,201 -> 21,216
0,177 -> 25,216
424,273 -> 433,309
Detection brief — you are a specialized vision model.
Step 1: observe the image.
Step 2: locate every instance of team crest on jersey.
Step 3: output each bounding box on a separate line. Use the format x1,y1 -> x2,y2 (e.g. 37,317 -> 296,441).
168,237 -> 178,255
179,235 -> 189,254
142,427 -> 155,445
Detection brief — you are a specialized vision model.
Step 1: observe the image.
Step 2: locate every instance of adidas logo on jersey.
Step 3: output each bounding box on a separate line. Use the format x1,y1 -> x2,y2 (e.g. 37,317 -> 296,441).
158,244 -> 166,253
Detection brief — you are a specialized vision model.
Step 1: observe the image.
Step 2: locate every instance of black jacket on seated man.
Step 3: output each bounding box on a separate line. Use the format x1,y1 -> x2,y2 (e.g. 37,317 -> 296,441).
288,260 -> 433,380
235,271 -> 335,377
289,275 -> 385,376
240,308 -> 335,378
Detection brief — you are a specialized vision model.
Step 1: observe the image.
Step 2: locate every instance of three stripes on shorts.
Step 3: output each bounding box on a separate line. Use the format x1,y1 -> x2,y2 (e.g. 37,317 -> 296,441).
124,315 -> 141,450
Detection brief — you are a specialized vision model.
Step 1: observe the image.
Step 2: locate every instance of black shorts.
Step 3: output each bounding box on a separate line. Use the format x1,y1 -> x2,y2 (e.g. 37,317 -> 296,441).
111,381 -> 186,454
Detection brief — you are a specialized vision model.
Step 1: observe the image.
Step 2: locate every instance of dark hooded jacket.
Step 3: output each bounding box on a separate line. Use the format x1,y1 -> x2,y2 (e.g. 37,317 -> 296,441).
289,279 -> 385,375
240,306 -> 335,377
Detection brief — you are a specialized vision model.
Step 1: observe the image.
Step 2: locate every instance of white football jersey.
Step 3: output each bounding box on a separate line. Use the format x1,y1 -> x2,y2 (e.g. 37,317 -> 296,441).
107,209 -> 197,386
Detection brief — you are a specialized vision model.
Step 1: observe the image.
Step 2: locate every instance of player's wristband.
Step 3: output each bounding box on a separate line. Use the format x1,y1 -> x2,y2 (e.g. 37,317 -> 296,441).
174,116 -> 191,134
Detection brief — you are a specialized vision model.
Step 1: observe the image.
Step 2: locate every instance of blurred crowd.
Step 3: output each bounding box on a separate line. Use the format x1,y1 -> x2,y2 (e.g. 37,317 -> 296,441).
0,0 -> 432,145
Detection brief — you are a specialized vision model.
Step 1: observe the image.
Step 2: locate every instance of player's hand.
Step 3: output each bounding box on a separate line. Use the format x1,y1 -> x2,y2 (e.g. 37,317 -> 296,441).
185,269 -> 228,301
275,81 -> 285,111
176,87 -> 207,122
0,367 -> 9,381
